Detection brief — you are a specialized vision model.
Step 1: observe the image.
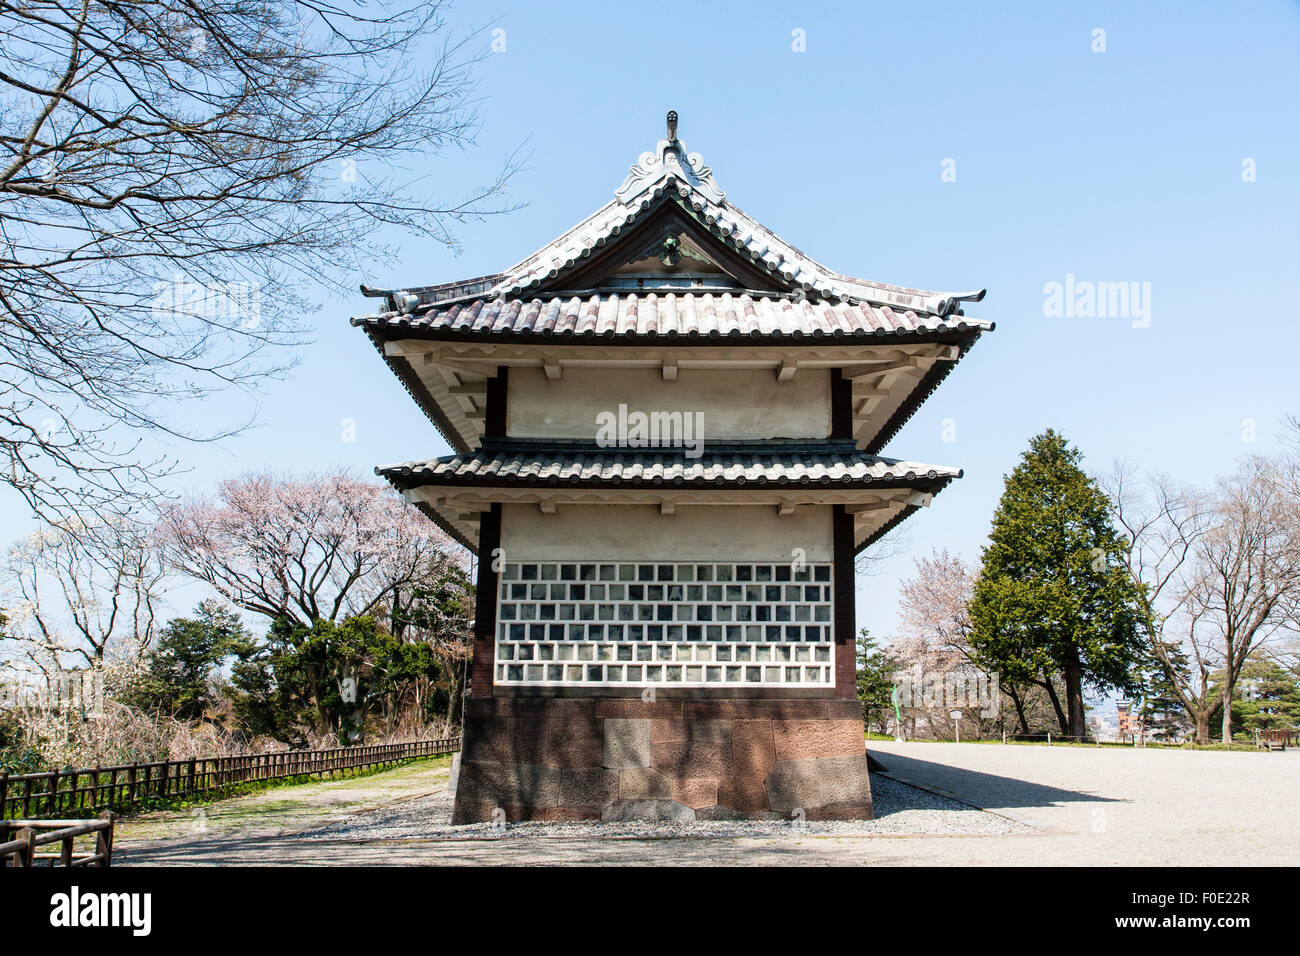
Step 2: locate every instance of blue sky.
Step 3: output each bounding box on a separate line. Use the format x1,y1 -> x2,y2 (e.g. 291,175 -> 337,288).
6,1 -> 1300,660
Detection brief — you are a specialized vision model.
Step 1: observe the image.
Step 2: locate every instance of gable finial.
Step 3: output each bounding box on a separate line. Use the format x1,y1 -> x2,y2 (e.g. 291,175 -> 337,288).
666,110 -> 678,142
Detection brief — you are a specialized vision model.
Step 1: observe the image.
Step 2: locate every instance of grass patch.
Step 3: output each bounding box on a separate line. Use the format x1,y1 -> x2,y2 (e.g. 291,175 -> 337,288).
6,753 -> 455,822
122,753 -> 454,817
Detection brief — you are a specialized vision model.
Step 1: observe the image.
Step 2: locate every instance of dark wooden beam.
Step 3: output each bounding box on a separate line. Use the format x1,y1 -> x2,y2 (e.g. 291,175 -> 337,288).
832,503 -> 857,700
470,503 -> 502,698
831,367 -> 853,439
485,366 -> 508,438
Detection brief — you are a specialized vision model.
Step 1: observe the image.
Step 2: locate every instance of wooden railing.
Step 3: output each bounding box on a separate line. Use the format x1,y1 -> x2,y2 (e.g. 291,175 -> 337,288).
0,737 -> 460,820
1,813 -> 114,867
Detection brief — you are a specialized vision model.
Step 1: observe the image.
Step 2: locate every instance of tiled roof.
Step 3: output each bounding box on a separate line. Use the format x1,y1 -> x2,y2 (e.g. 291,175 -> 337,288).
379,440 -> 961,488
356,116 -> 989,325
353,291 -> 992,341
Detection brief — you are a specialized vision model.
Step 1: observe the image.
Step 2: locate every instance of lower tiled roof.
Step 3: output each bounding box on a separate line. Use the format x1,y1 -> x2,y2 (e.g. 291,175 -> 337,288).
379,439 -> 961,488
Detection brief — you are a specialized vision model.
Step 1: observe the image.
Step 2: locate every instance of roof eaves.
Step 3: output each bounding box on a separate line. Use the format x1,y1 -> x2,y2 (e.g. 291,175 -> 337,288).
866,329 -> 986,455
358,322 -> 472,455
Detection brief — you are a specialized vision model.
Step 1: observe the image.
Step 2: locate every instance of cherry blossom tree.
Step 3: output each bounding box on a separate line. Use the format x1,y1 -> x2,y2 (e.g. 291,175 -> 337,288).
157,471 -> 466,627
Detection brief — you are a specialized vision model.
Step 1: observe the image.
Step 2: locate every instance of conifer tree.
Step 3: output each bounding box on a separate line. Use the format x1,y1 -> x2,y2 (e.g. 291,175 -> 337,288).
969,430 -> 1147,737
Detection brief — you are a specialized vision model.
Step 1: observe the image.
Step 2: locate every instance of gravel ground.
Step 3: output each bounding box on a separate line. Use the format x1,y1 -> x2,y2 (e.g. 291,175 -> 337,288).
299,772 -> 1028,842
118,743 -> 1299,865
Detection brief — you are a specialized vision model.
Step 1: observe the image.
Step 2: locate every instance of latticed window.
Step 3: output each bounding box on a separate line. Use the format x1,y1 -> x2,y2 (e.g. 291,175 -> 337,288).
495,561 -> 833,687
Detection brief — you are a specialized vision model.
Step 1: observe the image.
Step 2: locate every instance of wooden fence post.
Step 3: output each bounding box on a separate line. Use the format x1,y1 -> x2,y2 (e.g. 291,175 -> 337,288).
16,827 -> 35,867
97,811 -> 115,866
46,768 -> 60,816
0,770 -> 8,819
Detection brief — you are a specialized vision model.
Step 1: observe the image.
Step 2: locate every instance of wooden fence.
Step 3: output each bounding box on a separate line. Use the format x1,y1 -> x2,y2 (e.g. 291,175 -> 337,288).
1,813 -> 114,867
0,737 -> 460,821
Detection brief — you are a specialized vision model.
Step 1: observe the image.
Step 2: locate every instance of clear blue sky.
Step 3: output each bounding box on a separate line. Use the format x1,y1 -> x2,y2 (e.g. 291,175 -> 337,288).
7,1 -> 1300,649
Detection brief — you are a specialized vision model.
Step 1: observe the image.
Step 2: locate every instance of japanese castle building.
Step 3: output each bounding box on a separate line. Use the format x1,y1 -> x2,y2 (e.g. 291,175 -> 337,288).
353,113 -> 992,822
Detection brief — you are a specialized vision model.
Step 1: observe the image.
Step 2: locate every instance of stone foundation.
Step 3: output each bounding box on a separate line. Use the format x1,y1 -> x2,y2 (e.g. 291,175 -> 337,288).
452,697 -> 873,823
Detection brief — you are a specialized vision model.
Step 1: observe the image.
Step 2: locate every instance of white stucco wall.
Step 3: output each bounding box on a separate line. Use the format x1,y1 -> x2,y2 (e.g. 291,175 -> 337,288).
500,503 -> 834,563
506,366 -> 831,441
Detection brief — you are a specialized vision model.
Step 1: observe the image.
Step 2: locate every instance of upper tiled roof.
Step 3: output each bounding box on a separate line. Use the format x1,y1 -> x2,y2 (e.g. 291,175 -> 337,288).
379,440 -> 961,488
356,113 -> 989,328
353,291 -> 992,341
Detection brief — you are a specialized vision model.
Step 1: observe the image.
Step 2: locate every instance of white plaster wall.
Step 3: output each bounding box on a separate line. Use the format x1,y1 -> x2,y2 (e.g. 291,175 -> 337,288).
506,366 -> 831,441
500,503 -> 834,562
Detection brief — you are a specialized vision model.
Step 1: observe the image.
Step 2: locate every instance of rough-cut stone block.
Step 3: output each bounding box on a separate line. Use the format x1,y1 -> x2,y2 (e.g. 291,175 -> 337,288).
453,761 -> 564,821
451,697 -> 873,823
718,776 -> 770,814
603,718 -> 652,769
560,767 -> 617,813
460,714 -> 510,764
732,719 -> 776,780
825,699 -> 864,719
765,758 -> 822,814
488,698 -> 593,718
816,754 -> 872,811
450,798 -> 500,825
683,699 -> 828,720
651,739 -> 731,779
594,699 -> 684,719
449,752 -> 461,796
602,799 -> 696,823
650,718 -> 687,743
772,718 -> 863,762
619,767 -> 673,800
507,715 -> 602,769
686,719 -> 732,746
673,777 -> 719,809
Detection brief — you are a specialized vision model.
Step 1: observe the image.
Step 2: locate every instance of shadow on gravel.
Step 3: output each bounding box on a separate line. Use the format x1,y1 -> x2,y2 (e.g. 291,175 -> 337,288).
868,750 -> 1121,810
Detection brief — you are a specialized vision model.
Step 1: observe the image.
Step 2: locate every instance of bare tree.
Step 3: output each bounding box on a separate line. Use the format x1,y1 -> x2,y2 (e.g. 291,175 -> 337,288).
157,471 -> 466,626
4,517 -> 165,672
1,0 -> 516,527
1183,456 -> 1300,744
890,549 -> 1043,738
1103,463 -> 1221,742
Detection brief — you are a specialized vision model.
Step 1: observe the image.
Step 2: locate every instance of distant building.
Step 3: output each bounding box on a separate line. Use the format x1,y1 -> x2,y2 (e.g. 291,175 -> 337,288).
1116,699 -> 1141,740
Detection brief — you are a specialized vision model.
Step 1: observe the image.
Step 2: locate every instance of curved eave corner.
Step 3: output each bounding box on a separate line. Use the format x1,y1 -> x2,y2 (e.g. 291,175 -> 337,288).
356,320 -> 473,455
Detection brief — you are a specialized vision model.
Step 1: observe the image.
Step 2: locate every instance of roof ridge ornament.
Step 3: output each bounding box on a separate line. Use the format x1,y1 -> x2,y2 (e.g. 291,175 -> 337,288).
615,109 -> 726,206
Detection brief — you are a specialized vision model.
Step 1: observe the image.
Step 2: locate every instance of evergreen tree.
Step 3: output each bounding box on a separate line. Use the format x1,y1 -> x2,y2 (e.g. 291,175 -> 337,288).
856,629 -> 895,734
969,430 -> 1147,738
1138,641 -> 1194,741
124,600 -> 247,720
1223,658 -> 1300,736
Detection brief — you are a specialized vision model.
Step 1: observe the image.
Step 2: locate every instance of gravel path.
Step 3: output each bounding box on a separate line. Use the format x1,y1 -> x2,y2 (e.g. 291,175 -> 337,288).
300,772 -> 1027,842
117,743 -> 1299,865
